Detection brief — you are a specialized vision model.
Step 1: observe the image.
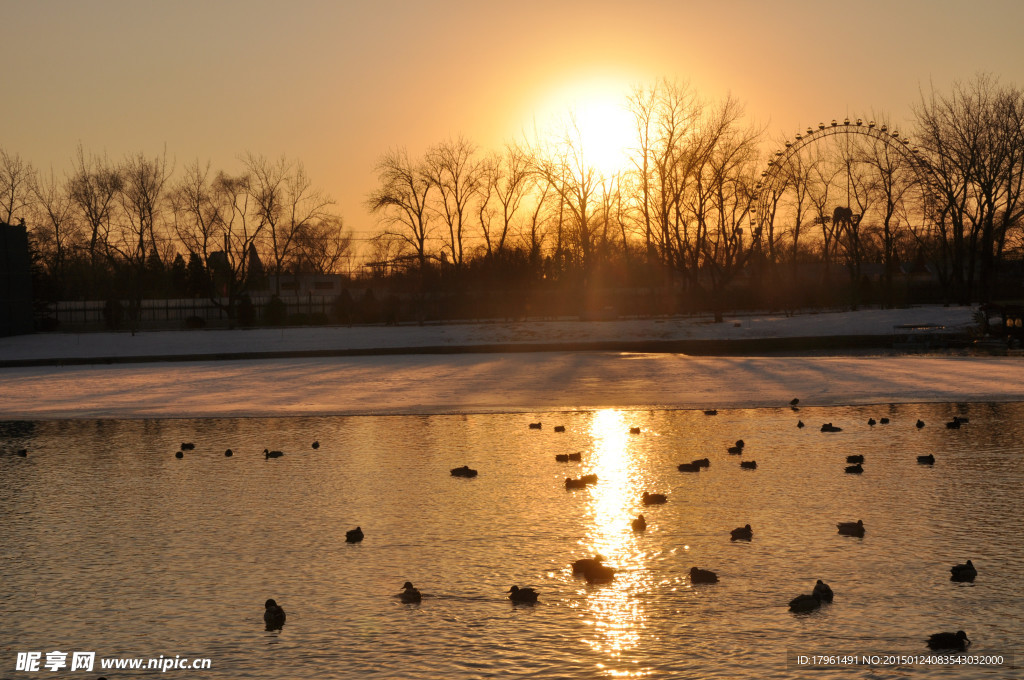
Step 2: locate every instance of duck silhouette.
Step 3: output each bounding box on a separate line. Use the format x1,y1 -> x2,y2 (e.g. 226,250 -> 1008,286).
950,560 -> 977,582
507,585 -> 539,603
916,419 -> 925,429
677,462 -> 701,472
692,458 -> 710,468
554,425 -> 566,432
844,463 -> 863,474
788,593 -> 822,612
846,455 -> 864,464
264,449 -> 284,459
926,630 -> 970,650
642,491 -> 667,505
730,524 -> 752,541
837,520 -> 865,537
312,440 -> 320,449
917,454 -> 935,464
450,465 -> 478,478
264,598 -> 286,630
346,526 -> 364,543
397,581 -> 422,603
632,514 -> 647,531
812,579 -> 834,602
689,566 -> 718,584
740,460 -> 757,470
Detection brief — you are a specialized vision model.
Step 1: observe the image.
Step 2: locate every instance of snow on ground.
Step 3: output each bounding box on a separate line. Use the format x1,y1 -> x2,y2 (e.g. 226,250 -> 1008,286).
0,305 -> 978,362
3,305 -> 1023,420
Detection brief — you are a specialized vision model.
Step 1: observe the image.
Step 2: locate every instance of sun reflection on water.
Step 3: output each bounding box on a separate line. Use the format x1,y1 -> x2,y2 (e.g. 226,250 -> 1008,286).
575,409 -> 653,672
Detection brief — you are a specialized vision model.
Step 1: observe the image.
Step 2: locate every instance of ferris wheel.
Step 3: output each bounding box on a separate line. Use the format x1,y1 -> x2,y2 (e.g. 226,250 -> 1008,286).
751,117 -> 934,235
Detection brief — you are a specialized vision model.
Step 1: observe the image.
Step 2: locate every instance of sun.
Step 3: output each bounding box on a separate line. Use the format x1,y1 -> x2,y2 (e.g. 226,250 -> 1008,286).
533,81 -> 636,179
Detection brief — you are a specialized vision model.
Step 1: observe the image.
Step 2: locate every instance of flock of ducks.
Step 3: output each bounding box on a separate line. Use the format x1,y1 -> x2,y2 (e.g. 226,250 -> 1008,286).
121,410 -> 979,650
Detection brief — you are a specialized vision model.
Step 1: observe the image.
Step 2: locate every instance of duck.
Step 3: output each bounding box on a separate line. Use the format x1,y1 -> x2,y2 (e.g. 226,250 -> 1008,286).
880,417 -> 890,424
844,463 -> 864,474
689,566 -> 718,584
812,579 -> 834,602
704,409 -> 718,416
565,477 -> 587,490
571,556 -> 605,575
629,427 -> 641,434
917,454 -> 935,464
224,448 -> 233,457
846,455 -> 864,464
945,419 -> 961,429
583,563 -> 617,583
730,524 -> 752,541
740,460 -> 757,470
926,630 -> 970,650
312,440 -> 320,449
950,560 -> 977,582
181,442 -> 195,450
450,465 -> 478,477
264,598 -> 286,630
642,491 -> 667,505
507,585 -> 538,603
727,445 -> 743,454
346,526 -> 364,543
16,449 -> 27,457
580,473 -> 598,485
820,423 -> 842,433
175,451 -> 184,459
868,418 -> 876,426
790,398 -> 800,406
397,581 -> 422,603
916,419 -> 925,429
529,422 -> 542,429
555,453 -> 570,463
632,514 -> 647,531
788,593 -> 822,612
554,425 -> 566,432
677,462 -> 701,472
692,458 -> 710,468
837,519 -> 865,537
567,452 -> 582,462
797,420 -> 805,428
264,449 -> 284,459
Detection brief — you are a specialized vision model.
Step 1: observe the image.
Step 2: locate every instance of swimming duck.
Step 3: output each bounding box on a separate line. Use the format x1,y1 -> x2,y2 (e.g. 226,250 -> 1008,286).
837,520 -> 865,537
632,514 -> 647,531
175,451 -> 183,459
797,420 -> 805,428
844,463 -> 863,474
926,630 -> 970,650
727,445 -> 743,454
916,419 -> 925,429
224,449 -> 233,457
677,462 -> 701,472
565,477 -> 587,490
629,427 -> 641,434
880,417 -> 890,424
917,454 -> 935,464
507,585 -> 539,603
689,567 -> 718,584
820,423 -> 842,433
554,425 -> 566,432
867,418 -> 876,426
264,449 -> 284,459
740,460 -> 757,470
529,422 -> 542,429
704,409 -> 718,416
642,491 -> 667,505
181,442 -> 195,450
312,440 -> 320,449
398,581 -> 422,603
692,458 -> 710,468
567,452 -> 582,461
346,526 -> 364,543
945,419 -> 961,429
580,473 -> 598,485
950,560 -> 977,582
555,454 -> 570,463
730,524 -> 752,541
790,398 -> 800,406
846,455 -> 864,464
812,579 -> 834,602
450,465 -> 478,477
16,449 -> 27,457
571,556 -> 605,575
264,598 -> 286,630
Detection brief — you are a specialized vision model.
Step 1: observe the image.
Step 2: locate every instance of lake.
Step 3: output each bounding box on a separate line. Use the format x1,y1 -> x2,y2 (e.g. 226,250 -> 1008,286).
2,403 -> 1021,678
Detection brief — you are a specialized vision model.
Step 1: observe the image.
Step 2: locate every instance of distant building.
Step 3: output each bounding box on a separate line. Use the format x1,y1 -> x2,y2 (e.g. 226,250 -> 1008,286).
267,273 -> 347,297
1,221 -> 33,336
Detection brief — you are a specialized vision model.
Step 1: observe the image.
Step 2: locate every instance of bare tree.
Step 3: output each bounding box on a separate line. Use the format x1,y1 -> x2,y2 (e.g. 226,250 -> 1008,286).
67,146 -> 123,273
0,148 -> 36,225
426,136 -> 482,269
367,147 -> 434,271
292,214 -> 353,274
478,144 -> 531,258
29,168 -> 78,280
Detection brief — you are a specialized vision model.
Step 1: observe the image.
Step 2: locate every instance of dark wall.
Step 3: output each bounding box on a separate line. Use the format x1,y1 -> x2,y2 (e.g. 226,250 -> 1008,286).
1,222 -> 34,336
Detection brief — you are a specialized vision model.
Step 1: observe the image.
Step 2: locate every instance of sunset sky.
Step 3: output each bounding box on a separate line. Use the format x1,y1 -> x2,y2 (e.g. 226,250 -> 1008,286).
5,0 -> 1023,244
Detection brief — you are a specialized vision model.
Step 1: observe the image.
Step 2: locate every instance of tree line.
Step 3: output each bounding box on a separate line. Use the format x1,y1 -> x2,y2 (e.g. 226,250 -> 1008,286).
3,73 -> 1023,326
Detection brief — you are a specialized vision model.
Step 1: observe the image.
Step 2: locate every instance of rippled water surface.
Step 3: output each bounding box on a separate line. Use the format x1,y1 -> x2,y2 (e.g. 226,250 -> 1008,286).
2,403 -> 1023,678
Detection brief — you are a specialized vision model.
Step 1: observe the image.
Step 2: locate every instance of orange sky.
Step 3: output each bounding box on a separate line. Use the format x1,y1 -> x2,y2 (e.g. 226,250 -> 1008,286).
5,0 -> 1023,245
